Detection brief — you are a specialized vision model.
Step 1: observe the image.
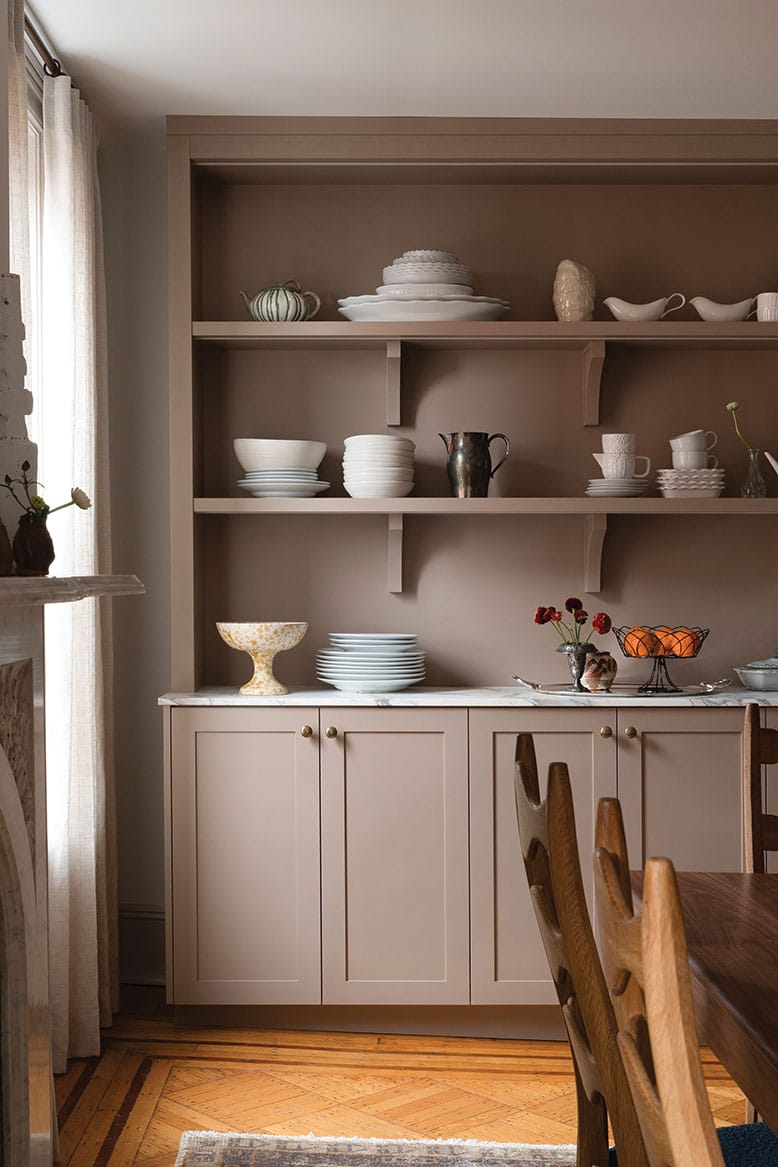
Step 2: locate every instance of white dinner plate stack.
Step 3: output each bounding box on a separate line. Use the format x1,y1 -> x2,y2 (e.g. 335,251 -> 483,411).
656,468 -> 725,498
343,434 -> 415,497
338,249 -> 510,322
238,470 -> 330,498
316,632 -> 426,692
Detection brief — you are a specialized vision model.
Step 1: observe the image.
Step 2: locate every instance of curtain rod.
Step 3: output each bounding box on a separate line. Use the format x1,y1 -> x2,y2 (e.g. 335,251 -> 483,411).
24,13 -> 63,77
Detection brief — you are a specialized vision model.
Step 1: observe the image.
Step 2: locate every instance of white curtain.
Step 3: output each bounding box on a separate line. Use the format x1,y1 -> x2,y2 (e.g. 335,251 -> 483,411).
39,75 -> 118,1072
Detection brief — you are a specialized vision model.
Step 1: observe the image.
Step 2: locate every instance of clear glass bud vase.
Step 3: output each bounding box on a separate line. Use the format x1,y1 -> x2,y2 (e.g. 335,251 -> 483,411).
742,448 -> 767,499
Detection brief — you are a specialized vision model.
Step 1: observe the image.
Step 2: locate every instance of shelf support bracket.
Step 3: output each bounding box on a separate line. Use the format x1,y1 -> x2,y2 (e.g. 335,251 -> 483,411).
386,340 -> 402,426
387,514 -> 403,593
584,513 -> 607,594
582,340 -> 605,426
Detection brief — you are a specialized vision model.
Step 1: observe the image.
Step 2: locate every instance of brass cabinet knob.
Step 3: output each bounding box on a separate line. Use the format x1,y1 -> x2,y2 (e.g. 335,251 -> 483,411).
300,725 -> 313,738
325,726 -> 338,739
624,725 -> 638,739
599,726 -> 613,739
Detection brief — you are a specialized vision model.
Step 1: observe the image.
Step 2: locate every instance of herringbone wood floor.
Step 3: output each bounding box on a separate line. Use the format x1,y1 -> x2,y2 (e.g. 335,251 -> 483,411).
54,987 -> 746,1167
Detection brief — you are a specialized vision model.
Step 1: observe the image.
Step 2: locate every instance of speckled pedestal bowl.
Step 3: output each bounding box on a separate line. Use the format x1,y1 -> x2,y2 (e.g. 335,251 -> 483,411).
216,621 -> 308,695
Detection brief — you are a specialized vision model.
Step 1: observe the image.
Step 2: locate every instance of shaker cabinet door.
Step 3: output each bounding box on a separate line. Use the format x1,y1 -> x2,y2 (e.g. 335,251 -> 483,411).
169,706 -> 321,1004
320,707 -> 470,1004
469,708 -> 617,1005
616,707 -> 744,873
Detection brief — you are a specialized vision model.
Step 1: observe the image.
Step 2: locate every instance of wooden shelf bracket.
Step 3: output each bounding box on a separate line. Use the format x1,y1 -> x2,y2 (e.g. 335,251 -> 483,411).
387,514 -> 403,593
584,512 -> 607,593
582,340 -> 606,426
386,340 -> 402,426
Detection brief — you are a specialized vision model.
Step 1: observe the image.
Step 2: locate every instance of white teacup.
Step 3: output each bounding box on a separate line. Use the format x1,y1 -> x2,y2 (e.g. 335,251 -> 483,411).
672,450 -> 718,469
593,452 -> 652,479
601,432 -> 636,453
669,429 -> 717,452
752,292 -> 778,322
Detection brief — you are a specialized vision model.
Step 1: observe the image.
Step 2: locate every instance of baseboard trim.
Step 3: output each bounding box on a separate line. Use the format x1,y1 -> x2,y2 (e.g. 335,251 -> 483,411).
119,902 -> 165,987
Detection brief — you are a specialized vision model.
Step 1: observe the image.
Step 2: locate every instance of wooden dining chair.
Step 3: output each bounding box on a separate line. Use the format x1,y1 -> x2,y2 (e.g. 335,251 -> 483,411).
594,799 -> 778,1167
513,734 -> 648,1167
743,702 -> 778,873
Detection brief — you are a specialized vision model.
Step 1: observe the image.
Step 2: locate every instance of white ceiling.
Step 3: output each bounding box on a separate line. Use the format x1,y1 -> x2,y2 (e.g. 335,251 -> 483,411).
26,0 -> 778,134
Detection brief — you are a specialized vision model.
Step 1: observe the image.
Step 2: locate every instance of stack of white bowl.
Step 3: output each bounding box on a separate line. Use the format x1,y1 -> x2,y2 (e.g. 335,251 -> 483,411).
316,632 -> 426,692
234,438 -> 330,498
342,434 -> 415,498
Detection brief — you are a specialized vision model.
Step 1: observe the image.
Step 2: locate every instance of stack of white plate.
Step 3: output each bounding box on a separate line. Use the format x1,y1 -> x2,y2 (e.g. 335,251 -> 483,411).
383,250 -> 474,287
337,249 -> 509,322
586,477 -> 647,498
316,632 -> 426,692
656,468 -> 725,498
237,469 -> 330,498
343,434 -> 415,498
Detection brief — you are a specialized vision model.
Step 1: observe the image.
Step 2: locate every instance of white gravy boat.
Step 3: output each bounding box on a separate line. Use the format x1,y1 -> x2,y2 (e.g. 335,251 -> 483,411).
604,292 -> 686,321
690,296 -> 754,322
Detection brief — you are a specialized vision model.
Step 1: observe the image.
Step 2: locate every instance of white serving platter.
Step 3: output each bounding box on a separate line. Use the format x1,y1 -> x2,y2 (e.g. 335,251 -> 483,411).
337,296 -> 509,322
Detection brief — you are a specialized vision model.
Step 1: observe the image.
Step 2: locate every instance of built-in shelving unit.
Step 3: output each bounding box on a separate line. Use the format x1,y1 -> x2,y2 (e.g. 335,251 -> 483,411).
169,116 -> 778,691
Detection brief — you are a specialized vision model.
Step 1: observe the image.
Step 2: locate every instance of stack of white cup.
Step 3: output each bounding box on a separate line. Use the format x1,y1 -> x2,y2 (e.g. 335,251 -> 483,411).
587,432 -> 651,497
657,429 -> 725,498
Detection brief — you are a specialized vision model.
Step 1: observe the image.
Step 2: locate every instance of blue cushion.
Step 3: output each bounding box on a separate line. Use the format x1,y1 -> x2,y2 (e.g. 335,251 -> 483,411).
609,1123 -> 778,1166
718,1123 -> 778,1166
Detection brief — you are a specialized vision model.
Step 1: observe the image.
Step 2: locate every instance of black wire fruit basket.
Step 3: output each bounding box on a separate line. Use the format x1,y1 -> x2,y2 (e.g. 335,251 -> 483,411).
612,626 -> 710,693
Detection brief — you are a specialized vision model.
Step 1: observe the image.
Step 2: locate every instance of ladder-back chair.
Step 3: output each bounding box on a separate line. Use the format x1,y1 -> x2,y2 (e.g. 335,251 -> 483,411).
594,798 -> 778,1167
513,734 -> 647,1167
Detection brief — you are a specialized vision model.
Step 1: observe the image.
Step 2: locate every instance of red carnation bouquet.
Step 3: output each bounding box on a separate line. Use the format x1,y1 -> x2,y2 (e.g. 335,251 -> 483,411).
534,597 -> 612,645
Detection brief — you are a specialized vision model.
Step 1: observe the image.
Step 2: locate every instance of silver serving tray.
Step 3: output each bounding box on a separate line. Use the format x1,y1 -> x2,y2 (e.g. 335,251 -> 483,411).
512,677 -> 731,697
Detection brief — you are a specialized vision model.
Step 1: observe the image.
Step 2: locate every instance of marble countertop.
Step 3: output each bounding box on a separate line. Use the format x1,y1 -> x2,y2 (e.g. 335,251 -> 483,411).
159,684 -> 778,708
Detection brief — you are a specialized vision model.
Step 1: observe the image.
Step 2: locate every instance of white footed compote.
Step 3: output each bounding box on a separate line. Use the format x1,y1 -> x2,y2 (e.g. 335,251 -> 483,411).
216,621 -> 308,695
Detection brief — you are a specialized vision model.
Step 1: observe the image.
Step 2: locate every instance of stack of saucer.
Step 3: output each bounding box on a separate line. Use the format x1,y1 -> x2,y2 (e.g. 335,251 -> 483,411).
343,434 -> 415,498
238,469 -> 330,498
656,468 -> 725,498
585,477 -> 647,498
316,632 -> 426,693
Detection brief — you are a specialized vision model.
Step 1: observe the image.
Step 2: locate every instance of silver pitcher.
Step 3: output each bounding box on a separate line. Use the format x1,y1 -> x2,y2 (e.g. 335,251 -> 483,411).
439,431 -> 510,497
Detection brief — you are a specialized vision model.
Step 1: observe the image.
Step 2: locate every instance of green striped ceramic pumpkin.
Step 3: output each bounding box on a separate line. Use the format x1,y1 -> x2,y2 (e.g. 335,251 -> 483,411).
240,280 -> 320,322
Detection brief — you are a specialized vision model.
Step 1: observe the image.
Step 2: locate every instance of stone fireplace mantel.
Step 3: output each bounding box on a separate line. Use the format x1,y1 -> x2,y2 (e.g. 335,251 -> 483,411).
0,573 -> 143,1166
0,574 -> 144,606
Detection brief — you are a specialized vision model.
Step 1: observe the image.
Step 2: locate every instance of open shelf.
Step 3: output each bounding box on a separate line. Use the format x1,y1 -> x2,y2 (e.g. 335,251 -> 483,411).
194,322 -> 778,427
193,497 -> 778,595
193,320 -> 778,349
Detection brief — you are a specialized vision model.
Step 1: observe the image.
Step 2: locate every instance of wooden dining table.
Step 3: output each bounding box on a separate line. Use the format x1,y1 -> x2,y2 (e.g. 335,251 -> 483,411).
631,870 -> 778,1134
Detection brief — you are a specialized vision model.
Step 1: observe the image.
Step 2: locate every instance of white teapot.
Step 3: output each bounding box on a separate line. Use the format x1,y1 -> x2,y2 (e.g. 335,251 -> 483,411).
240,279 -> 321,322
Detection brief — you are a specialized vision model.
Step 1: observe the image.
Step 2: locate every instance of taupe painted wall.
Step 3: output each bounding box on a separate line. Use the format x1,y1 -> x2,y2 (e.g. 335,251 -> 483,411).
100,124 -> 170,976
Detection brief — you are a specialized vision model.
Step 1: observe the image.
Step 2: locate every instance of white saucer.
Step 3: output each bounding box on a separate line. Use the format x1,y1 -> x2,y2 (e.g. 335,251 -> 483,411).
586,478 -> 646,497
239,481 -> 330,498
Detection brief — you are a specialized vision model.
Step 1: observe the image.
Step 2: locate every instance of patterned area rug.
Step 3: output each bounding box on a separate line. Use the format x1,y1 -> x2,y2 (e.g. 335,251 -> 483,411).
175,1133 -> 577,1167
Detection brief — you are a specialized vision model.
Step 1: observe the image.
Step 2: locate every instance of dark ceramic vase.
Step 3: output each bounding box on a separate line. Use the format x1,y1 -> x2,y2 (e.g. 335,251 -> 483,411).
13,514 -> 55,576
0,519 -> 13,576
557,642 -> 596,692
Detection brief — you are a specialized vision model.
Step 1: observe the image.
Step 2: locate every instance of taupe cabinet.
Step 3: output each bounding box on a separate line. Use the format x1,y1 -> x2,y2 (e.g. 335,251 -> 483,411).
168,706 -> 321,1004
168,705 -> 468,1005
165,702 -> 745,1009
